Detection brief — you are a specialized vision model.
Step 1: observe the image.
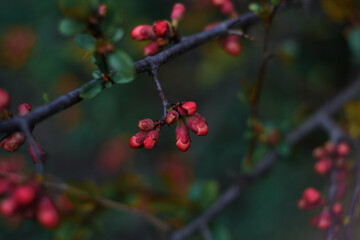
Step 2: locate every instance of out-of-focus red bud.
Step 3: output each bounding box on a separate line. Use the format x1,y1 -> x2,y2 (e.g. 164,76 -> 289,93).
28,142 -> 47,164
332,202 -> 343,217
314,158 -> 332,175
0,88 -> 10,110
143,42 -> 159,56
303,187 -> 322,205
98,4 -> 107,17
143,130 -> 160,150
0,132 -> 25,152
138,118 -> 155,131
181,101 -> 197,116
0,178 -> 11,195
324,142 -> 336,154
175,120 -> 190,152
0,197 -> 17,217
153,20 -> 171,38
336,182 -> 346,199
171,3 -> 186,22
129,131 -> 147,149
220,35 -> 242,56
221,0 -> 234,15
18,103 -> 31,116
131,25 -> 155,41
313,147 -> 326,159
13,183 -> 38,206
317,210 -> 331,230
186,113 -> 208,136
337,142 -> 349,156
55,194 -> 73,215
297,197 -> 308,210
36,196 -> 59,229
212,0 -> 227,7
166,110 -> 179,125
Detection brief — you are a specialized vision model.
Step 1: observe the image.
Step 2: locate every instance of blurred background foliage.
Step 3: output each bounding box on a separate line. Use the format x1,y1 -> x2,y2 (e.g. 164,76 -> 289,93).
0,0 -> 360,239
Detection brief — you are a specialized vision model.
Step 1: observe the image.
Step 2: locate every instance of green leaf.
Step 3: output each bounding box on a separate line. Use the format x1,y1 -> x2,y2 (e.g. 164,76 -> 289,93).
249,3 -> 262,14
92,53 -> 108,73
111,28 -> 124,42
58,18 -> 86,36
107,51 -> 135,84
212,225 -> 232,240
92,70 -> 103,79
271,0 -> 282,6
348,27 -> 360,64
75,34 -> 97,51
42,93 -> 51,103
80,80 -> 103,99
104,82 -> 113,89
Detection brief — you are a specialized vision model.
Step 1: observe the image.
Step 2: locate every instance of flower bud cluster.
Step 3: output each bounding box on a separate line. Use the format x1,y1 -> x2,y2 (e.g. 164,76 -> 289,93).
0,157 -> 61,229
129,101 -> 208,152
131,3 -> 186,56
298,141 -> 350,231
211,0 -> 236,17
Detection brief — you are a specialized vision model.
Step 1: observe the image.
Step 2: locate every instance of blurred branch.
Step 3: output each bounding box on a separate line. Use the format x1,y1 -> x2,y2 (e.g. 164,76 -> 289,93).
150,66 -> 169,117
0,170 -> 170,234
169,74 -> 360,240
199,223 -> 213,240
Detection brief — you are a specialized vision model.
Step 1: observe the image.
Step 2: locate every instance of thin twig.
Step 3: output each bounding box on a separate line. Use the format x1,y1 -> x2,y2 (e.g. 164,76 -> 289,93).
199,222 -> 213,240
151,67 -> 169,118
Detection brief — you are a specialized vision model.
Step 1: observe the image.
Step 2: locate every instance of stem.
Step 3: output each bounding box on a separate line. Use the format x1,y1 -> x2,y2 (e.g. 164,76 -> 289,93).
151,67 -> 169,118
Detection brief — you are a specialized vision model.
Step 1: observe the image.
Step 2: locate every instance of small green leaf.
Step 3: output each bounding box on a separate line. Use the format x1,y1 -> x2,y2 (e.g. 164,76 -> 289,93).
108,51 -> 135,84
42,93 -> 51,103
58,18 -> 86,36
270,0 -> 282,6
348,27 -> 360,64
249,3 -> 262,14
92,53 -> 108,73
75,34 -> 97,51
104,82 -> 113,89
92,70 -> 103,79
80,80 -> 103,99
111,28 -> 124,42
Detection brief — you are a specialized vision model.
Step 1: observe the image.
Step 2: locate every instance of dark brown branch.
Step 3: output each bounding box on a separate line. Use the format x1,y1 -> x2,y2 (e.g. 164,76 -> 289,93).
169,75 -> 360,240
151,67 -> 169,117
0,12 -> 259,134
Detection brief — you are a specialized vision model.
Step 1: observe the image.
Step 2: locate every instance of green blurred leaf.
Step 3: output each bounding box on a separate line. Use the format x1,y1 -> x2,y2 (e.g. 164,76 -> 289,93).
212,224 -> 232,240
348,27 -> 360,64
59,18 -> 86,36
92,53 -> 108,73
187,180 -> 219,209
92,70 -> 103,79
42,93 -> 51,103
249,3 -> 262,15
108,51 -> 135,84
80,80 -> 103,99
75,34 -> 97,51
111,28 -> 124,42
271,0 -> 282,6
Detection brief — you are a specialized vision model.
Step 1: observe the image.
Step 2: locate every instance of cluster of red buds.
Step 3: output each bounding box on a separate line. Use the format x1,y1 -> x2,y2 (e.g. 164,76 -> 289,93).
297,141 -> 350,231
0,88 -> 47,164
131,3 -> 186,56
129,101 -> 208,152
0,157 -> 60,229
204,0 -> 246,56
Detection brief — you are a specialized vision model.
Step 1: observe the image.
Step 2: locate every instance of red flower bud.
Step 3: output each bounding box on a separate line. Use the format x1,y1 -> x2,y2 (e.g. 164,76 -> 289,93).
314,158 -> 332,175
13,183 -> 38,206
212,0 -> 227,7
181,101 -> 197,116
332,202 -> 343,217
186,113 -> 208,136
171,3 -> 186,22
175,120 -> 190,152
0,88 -> 10,110
324,142 -> 336,154
220,35 -> 242,56
98,4 -> 107,17
129,131 -> 147,149
131,25 -> 155,41
204,22 -> 220,31
143,130 -> 160,150
303,187 -> 322,205
0,132 -> 25,152
143,42 -> 159,56
0,196 -> 17,217
36,196 -> 59,229
28,142 -> 47,164
221,0 -> 234,15
312,146 -> 326,159
166,110 -> 179,125
138,118 -> 155,131
18,103 -> 31,116
317,210 -> 331,230
297,197 -> 308,210
337,142 -> 349,156
336,182 -> 346,199
153,20 -> 171,38
0,178 -> 11,196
